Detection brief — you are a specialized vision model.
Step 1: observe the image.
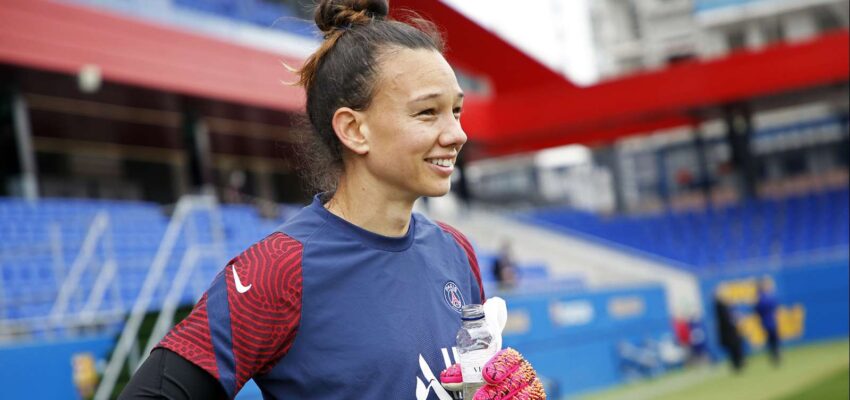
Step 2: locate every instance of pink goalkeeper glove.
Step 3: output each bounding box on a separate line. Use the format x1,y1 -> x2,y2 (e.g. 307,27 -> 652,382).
440,348 -> 546,400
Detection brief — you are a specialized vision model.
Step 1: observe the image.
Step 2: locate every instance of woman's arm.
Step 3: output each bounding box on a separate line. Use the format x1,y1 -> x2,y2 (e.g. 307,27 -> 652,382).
119,348 -> 225,400
124,232 -> 304,398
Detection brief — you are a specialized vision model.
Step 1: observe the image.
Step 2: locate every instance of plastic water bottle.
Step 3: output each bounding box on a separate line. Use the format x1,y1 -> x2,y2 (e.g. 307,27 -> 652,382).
456,304 -> 496,399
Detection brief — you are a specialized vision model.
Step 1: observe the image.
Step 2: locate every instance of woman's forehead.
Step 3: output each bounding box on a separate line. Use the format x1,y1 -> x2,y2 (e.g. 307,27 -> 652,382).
375,48 -> 461,101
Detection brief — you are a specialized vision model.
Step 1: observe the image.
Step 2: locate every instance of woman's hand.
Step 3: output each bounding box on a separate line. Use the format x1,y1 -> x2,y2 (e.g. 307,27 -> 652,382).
439,348 -> 546,400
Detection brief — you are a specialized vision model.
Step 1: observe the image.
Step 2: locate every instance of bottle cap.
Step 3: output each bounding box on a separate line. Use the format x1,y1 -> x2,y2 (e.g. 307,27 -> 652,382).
460,304 -> 485,321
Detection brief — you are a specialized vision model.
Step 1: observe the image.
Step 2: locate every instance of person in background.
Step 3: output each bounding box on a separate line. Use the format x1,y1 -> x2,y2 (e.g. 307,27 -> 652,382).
755,276 -> 781,366
493,239 -> 518,291
688,316 -> 709,364
224,169 -> 247,203
673,316 -> 691,349
714,289 -> 745,373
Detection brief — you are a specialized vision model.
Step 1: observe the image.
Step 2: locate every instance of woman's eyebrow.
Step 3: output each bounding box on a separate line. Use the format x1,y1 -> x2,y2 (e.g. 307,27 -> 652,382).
409,92 -> 442,104
408,91 -> 465,104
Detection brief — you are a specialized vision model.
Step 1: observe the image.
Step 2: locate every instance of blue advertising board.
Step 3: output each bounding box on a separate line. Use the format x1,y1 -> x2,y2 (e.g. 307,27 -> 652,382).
501,284 -> 671,397
0,335 -> 114,399
699,257 -> 849,357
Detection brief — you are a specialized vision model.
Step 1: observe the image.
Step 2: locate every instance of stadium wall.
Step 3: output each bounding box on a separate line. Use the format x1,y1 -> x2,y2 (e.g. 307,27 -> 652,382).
699,256 -> 850,357
0,335 -> 113,399
501,284 -> 670,397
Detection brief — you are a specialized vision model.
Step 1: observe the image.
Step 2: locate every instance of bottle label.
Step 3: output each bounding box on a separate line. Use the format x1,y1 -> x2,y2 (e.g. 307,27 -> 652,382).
459,348 -> 496,384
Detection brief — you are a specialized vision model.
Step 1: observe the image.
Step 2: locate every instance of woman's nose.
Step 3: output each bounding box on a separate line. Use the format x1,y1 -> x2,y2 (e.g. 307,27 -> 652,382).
440,119 -> 467,148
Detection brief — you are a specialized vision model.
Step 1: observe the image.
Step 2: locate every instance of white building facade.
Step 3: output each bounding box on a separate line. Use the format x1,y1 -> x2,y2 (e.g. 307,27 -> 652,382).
587,0 -> 849,212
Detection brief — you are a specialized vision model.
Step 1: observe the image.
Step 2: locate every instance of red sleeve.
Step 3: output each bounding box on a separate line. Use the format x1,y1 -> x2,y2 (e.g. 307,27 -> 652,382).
156,232 -> 303,397
437,222 -> 485,303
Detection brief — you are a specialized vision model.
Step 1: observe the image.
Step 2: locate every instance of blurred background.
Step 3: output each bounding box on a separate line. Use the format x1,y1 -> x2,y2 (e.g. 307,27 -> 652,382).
0,0 -> 847,398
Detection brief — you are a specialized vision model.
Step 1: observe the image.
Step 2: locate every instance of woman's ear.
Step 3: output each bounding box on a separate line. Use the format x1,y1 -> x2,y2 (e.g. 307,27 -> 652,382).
332,107 -> 369,155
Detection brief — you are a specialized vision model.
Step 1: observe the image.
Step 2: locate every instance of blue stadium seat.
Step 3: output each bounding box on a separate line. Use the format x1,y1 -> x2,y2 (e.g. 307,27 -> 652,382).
523,187 -> 850,269
0,196 -> 538,336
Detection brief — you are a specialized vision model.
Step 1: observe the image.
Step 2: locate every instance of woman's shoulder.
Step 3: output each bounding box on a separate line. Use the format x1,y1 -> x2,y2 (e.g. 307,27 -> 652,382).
413,213 -> 476,258
229,232 -> 305,277
433,220 -> 474,250
273,200 -> 333,245
411,212 -> 474,249
413,212 -> 467,238
414,214 -> 485,302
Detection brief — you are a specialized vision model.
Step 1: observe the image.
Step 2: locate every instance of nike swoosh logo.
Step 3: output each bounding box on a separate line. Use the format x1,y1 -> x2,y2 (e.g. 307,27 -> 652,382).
232,265 -> 252,293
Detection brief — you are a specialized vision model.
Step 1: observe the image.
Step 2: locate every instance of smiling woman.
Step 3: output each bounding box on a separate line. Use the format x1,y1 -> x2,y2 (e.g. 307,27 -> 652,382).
294,0 -> 451,197
119,1 -> 544,399
324,46 -> 467,233
333,48 -> 466,207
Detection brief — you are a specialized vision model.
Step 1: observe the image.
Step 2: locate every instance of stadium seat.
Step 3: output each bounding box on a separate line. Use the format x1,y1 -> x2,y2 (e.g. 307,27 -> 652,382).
0,197 -> 302,332
522,187 -> 850,270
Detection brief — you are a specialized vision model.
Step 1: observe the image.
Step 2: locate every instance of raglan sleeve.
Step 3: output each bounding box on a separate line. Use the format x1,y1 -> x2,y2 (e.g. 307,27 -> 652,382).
437,222 -> 486,303
155,232 -> 303,398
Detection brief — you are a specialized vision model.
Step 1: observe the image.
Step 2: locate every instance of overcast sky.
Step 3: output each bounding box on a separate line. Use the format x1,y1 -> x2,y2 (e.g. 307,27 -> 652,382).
441,0 -> 599,86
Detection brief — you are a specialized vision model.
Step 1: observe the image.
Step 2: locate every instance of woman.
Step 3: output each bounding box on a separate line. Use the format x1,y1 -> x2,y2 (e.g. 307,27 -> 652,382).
755,277 -> 780,367
714,290 -> 745,372
121,1 -> 545,399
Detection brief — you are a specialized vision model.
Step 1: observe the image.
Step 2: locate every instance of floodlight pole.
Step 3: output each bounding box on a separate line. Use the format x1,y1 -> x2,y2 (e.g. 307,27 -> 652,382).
723,104 -> 758,200
12,92 -> 38,200
691,124 -> 713,208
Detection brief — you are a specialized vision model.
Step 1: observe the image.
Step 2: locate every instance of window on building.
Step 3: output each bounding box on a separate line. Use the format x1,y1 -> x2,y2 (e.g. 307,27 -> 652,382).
667,52 -> 696,65
626,1 -> 643,40
453,68 -> 491,96
620,56 -> 645,73
813,7 -> 842,33
782,152 -> 807,176
761,19 -> 784,44
726,28 -> 747,51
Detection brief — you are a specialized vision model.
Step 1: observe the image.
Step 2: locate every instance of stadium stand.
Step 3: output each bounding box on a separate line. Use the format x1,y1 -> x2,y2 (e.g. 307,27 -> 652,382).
0,197 -> 553,340
1,199 -> 162,318
0,198 -> 297,338
522,187 -> 850,269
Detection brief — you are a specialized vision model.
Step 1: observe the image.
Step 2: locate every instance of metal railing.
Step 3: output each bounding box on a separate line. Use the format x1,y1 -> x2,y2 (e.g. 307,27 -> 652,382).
142,245 -> 215,357
49,211 -> 112,326
0,211 -> 119,341
94,194 -> 226,400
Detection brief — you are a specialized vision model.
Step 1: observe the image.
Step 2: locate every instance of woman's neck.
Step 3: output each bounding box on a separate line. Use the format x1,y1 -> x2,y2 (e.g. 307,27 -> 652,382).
325,175 -> 415,237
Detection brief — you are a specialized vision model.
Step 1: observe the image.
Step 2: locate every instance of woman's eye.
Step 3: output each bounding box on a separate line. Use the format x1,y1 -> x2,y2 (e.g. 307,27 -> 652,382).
453,107 -> 462,118
417,109 -> 436,117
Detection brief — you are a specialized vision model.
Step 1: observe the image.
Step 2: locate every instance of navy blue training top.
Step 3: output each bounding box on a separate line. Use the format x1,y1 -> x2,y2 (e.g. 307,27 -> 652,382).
158,195 -> 484,399
756,291 -> 778,332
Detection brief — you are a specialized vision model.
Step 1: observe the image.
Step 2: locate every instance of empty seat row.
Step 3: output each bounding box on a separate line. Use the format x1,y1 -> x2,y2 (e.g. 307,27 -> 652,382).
524,187 -> 850,269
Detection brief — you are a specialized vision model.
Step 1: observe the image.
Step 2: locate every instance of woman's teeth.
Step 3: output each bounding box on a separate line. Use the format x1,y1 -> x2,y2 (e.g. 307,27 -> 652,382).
428,159 -> 453,167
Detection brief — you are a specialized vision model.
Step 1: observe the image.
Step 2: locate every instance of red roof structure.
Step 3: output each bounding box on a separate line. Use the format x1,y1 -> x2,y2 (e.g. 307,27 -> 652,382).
1,0 -> 847,158
0,0 -> 305,111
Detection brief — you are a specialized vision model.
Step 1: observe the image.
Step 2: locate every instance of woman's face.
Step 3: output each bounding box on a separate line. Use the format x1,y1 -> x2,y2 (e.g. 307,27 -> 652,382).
357,47 -> 466,200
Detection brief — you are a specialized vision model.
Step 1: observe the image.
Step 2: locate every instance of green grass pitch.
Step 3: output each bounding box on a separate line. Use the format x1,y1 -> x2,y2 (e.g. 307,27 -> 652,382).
577,338 -> 849,400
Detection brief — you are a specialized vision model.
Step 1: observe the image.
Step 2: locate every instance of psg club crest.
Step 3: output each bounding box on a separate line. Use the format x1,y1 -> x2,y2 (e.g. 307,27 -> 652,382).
443,281 -> 465,313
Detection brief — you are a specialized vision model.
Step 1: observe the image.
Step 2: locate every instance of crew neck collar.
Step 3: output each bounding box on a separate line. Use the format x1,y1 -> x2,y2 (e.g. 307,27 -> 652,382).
309,194 -> 416,252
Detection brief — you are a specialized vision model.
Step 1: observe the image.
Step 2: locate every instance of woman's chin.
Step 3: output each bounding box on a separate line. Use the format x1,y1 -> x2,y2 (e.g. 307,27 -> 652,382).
419,183 -> 451,198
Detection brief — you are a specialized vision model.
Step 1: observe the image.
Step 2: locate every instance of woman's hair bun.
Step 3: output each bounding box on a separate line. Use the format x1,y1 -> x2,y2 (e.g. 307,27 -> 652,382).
315,0 -> 389,34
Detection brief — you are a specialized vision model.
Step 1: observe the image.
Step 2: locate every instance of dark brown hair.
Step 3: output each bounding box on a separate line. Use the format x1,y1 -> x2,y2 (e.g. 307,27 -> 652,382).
293,0 -> 444,192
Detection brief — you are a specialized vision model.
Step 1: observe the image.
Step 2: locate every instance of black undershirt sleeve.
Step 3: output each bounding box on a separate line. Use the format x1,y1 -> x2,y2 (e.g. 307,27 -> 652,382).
118,348 -> 227,400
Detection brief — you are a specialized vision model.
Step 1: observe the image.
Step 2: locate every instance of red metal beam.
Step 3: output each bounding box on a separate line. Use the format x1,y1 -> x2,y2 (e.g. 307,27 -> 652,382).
1,1 -> 845,159
391,0 -> 576,94
0,0 -> 305,112
460,30 -> 849,153
484,115 -> 697,156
